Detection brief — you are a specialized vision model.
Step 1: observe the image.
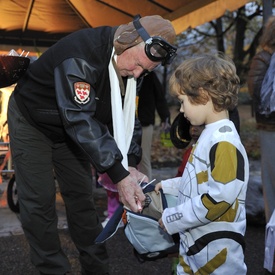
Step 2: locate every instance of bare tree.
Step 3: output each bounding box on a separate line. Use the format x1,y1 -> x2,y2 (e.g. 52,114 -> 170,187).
172,2 -> 267,84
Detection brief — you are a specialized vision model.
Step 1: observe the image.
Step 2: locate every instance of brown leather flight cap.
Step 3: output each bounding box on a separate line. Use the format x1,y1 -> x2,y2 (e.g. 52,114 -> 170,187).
114,15 -> 176,55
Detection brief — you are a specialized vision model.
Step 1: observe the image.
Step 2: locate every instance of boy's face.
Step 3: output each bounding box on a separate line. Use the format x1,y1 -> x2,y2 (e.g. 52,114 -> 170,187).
178,93 -> 213,126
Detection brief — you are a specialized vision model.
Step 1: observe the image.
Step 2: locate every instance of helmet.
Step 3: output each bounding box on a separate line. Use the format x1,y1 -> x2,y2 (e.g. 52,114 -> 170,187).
170,113 -> 191,149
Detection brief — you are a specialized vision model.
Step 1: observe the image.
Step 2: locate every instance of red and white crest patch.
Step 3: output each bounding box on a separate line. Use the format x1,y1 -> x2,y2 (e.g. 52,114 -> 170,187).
74,82 -> 90,104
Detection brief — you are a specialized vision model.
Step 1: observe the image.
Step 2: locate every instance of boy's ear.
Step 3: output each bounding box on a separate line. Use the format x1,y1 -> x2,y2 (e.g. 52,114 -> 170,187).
198,87 -> 210,103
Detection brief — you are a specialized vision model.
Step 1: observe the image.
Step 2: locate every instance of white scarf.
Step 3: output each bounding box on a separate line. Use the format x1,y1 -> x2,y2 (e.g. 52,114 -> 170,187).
109,48 -> 137,169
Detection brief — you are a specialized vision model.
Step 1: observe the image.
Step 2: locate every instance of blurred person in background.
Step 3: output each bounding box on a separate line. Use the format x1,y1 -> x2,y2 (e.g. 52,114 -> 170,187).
247,16 -> 275,224
137,71 -> 171,180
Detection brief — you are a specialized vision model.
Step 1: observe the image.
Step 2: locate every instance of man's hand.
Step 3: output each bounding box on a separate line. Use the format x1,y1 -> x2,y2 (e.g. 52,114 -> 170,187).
128,167 -> 148,183
116,167 -> 147,212
161,117 -> 171,132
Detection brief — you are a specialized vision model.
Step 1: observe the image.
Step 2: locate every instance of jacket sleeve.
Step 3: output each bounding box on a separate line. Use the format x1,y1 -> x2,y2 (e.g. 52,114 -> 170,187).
161,177 -> 181,196
247,51 -> 271,102
54,57 -> 129,183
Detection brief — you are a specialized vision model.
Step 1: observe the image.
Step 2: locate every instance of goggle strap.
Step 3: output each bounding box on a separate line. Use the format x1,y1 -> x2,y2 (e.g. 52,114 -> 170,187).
133,14 -> 151,42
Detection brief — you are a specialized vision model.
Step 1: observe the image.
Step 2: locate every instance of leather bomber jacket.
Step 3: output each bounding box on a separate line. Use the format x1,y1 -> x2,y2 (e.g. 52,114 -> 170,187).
247,50 -> 275,130
13,27 -> 142,183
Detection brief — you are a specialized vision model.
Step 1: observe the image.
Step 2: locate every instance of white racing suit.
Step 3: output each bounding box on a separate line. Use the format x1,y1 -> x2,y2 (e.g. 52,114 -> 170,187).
161,119 -> 249,275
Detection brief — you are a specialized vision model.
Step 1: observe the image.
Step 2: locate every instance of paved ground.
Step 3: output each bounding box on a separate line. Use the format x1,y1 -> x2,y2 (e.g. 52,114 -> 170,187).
0,163 -> 269,275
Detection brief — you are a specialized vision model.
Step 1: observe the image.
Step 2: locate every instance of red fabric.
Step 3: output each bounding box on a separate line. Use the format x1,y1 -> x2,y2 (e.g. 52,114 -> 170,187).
176,146 -> 192,177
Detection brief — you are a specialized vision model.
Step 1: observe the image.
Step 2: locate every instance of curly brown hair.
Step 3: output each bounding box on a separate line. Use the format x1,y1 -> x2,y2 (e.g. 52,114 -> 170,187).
260,16 -> 275,51
169,53 -> 240,112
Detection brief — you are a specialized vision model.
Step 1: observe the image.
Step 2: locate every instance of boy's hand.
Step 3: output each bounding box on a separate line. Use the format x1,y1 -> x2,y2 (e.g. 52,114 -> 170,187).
158,217 -> 167,232
154,182 -> 162,194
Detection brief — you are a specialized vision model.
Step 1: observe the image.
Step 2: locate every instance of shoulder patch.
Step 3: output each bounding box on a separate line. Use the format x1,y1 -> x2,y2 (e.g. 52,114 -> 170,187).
74,82 -> 90,104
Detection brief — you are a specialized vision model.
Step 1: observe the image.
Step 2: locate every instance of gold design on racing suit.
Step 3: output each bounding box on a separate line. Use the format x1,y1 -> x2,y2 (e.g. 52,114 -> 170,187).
179,248 -> 227,275
211,141 -> 238,183
202,194 -> 238,222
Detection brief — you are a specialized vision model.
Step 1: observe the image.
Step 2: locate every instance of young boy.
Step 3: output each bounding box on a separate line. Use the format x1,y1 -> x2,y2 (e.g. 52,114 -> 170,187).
155,54 -> 249,274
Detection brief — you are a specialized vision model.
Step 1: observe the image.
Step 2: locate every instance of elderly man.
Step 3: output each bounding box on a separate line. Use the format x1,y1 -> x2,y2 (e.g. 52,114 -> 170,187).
7,14 -> 177,274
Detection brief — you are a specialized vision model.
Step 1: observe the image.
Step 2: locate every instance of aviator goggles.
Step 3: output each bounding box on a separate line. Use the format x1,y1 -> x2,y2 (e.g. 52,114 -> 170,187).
133,15 -> 177,66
